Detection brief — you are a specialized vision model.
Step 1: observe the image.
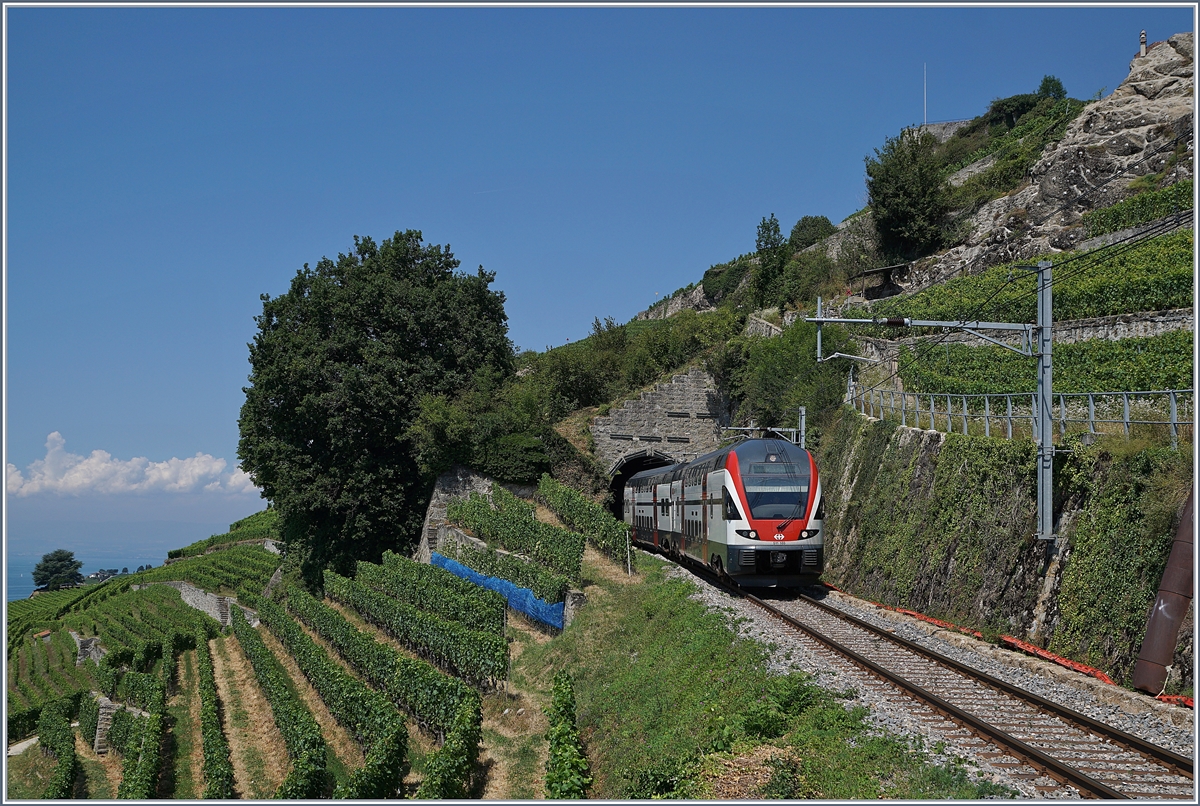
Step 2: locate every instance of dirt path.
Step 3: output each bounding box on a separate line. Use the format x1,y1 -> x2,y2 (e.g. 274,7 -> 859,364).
210,635 -> 289,798
73,732 -> 120,797
257,625 -> 365,772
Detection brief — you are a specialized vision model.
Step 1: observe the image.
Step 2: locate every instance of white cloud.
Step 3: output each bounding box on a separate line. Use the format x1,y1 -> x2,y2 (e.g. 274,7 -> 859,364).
6,432 -> 261,497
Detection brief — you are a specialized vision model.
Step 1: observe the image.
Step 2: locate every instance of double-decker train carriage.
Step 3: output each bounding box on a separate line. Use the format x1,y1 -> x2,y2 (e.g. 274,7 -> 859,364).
623,438 -> 824,586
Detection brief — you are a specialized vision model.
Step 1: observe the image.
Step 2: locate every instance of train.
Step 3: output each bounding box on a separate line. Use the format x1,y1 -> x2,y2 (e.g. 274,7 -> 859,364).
622,438 -> 824,587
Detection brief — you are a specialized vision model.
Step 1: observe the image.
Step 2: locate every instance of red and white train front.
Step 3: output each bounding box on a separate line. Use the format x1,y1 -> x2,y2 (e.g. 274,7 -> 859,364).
624,438 -> 824,587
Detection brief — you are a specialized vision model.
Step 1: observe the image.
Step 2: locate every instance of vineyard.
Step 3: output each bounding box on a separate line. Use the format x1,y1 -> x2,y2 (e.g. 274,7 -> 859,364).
869,228 -> 1193,324
167,509 -> 279,560
897,329 -> 1194,396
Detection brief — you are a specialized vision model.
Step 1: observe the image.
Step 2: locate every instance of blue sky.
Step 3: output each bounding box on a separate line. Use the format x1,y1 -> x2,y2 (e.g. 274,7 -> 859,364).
4,3 -> 1194,582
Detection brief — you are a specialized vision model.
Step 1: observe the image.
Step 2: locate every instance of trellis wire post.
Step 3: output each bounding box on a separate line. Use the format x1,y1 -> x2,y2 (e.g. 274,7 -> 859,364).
946,394 -> 952,433
1088,394 -> 1096,433
1124,393 -> 1131,435
961,395 -> 968,434
984,395 -> 991,438
1006,395 -> 1013,439
1170,391 -> 1178,450
1059,393 -> 1067,436
901,391 -> 907,427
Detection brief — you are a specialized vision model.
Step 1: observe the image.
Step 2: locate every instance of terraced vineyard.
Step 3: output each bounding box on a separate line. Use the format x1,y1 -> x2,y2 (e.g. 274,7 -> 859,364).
6,506 -> 574,799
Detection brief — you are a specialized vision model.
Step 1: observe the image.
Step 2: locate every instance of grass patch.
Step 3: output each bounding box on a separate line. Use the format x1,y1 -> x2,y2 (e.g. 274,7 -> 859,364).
163,650 -> 198,798
6,744 -> 60,799
515,552 -> 1016,799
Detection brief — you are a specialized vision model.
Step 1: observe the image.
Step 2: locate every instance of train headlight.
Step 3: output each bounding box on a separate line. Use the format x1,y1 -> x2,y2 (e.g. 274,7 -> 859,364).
735,529 -> 759,539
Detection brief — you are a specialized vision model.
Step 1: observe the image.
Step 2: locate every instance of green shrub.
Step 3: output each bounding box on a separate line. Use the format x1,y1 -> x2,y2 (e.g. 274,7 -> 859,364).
897,330 -> 1194,395
536,474 -> 629,562
446,485 -> 585,581
255,593 -> 408,798
37,698 -> 78,799
414,699 -> 484,798
287,586 -> 476,738
370,551 -> 507,634
1083,180 -> 1193,237
544,671 -> 591,798
325,571 -> 509,687
194,631 -> 234,799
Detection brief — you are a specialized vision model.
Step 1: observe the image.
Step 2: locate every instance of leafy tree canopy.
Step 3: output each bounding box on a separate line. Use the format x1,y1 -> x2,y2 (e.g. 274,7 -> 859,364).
33,549 -> 83,590
238,230 -> 513,582
1038,75 -> 1066,101
865,129 -> 951,261
789,215 -> 837,253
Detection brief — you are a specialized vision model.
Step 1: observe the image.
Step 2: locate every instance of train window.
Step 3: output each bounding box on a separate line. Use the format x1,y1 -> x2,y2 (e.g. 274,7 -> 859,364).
723,488 -> 742,521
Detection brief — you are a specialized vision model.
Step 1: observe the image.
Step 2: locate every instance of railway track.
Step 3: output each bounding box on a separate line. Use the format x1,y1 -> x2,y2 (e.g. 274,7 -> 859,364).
646,544 -> 1194,800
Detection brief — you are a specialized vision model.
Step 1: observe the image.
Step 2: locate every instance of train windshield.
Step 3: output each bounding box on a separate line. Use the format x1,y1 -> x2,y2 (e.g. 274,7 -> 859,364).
742,468 -> 809,520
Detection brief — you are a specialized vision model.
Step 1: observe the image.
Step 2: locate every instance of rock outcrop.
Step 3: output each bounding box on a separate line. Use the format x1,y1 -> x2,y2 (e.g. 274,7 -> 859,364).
635,283 -> 717,320
905,32 -> 1193,292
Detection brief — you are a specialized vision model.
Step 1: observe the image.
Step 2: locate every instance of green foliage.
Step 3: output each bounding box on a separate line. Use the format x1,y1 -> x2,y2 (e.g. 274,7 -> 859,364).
371,550 -> 507,634
815,413 -> 1040,625
866,129 -> 951,260
440,540 -> 571,604
33,548 -> 84,590
870,229 -> 1193,324
79,693 -> 101,746
447,485 -> 585,581
286,586 -> 477,738
230,606 -> 327,798
117,712 -> 163,799
773,249 -> 839,310
1083,180 -> 1193,237
37,698 -> 78,799
754,214 -> 788,306
897,330 -> 1194,395
255,593 -> 408,798
194,631 -> 235,799
536,473 -> 629,562
168,508 -> 278,559
1038,75 -> 1066,100
789,215 -> 837,253
414,698 -> 484,798
116,670 -> 166,713
238,229 -> 514,580
1050,443 -> 1192,684
701,254 -> 754,303
544,671 -> 592,798
129,545 -> 280,594
324,570 -> 509,687
710,322 -> 853,429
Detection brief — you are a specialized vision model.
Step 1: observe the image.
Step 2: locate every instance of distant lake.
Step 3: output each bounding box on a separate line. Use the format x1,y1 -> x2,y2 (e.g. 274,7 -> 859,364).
5,519 -> 229,602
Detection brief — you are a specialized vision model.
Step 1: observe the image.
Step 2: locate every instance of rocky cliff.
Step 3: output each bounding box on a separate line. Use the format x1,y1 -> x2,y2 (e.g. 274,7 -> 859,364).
905,32 -> 1193,291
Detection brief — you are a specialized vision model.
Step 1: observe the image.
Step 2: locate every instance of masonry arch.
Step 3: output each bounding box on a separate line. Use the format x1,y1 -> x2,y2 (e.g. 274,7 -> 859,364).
607,448 -> 678,519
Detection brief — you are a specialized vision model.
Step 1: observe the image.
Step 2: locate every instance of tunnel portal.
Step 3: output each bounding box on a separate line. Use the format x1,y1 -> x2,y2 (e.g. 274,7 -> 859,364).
607,449 -> 678,520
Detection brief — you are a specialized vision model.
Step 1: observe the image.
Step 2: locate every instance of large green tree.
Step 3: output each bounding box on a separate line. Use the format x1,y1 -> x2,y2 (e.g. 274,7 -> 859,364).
865,129 -> 951,261
238,230 -> 513,582
33,550 -> 83,590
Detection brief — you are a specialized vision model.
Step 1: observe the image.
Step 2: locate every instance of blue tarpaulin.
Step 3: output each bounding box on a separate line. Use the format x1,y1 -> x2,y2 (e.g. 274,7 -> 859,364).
430,552 -> 565,630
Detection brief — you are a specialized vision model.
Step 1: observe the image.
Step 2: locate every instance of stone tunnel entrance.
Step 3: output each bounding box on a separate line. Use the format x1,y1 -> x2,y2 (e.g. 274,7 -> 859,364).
607,449 -> 678,519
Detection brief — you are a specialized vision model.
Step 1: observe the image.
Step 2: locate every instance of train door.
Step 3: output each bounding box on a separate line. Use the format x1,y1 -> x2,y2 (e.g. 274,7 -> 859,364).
684,477 -> 702,560
671,480 -> 683,539
655,482 -> 671,547
706,470 -> 727,568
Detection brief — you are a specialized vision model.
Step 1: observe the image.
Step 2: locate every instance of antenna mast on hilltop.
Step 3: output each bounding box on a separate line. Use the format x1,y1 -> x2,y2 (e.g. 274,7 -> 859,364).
924,63 -> 927,126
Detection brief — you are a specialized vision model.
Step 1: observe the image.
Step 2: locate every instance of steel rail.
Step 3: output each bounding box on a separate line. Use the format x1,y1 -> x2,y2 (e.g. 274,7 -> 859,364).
735,589 -> 1127,799
793,591 -> 1194,779
634,539 -> 1188,799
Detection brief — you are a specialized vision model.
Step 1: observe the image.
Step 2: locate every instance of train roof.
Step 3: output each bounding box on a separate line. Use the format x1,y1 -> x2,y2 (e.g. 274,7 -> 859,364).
625,438 -> 811,487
